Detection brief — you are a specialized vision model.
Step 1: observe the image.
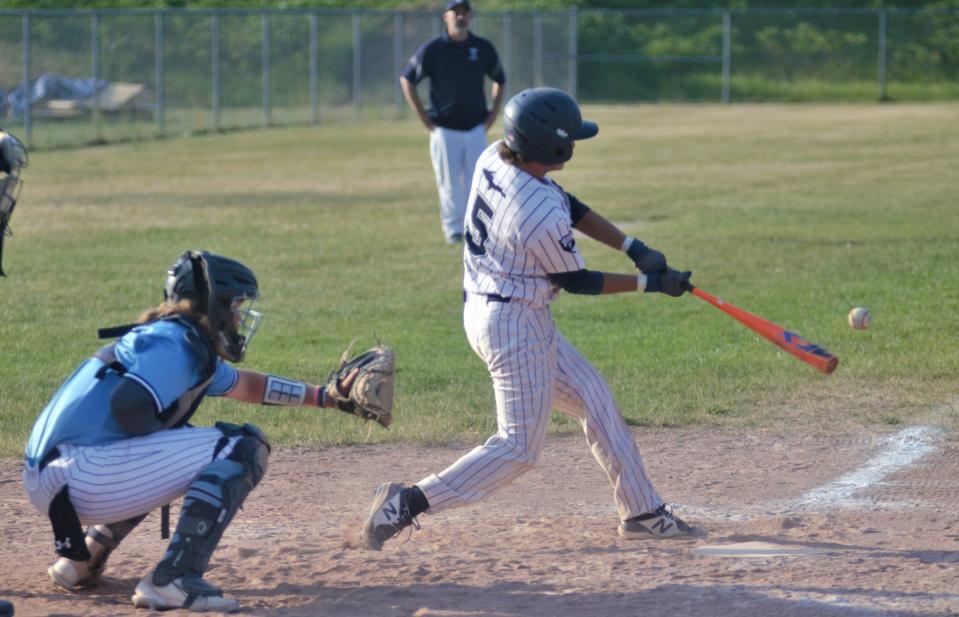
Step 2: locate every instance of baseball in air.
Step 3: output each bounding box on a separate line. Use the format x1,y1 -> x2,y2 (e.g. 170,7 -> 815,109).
848,307 -> 871,330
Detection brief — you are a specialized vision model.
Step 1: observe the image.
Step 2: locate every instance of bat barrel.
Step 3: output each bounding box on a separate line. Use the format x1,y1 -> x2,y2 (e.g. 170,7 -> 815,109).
687,283 -> 839,375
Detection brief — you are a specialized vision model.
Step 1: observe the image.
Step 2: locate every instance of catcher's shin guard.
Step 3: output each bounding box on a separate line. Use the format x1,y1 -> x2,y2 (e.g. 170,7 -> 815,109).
48,514 -> 148,590
153,432 -> 268,585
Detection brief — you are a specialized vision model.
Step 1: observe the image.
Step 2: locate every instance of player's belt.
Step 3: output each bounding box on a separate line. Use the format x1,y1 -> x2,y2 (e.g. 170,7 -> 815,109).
463,291 -> 512,303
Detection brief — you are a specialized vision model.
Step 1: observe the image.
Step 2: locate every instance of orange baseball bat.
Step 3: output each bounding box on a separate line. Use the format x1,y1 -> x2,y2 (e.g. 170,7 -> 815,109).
683,282 -> 839,374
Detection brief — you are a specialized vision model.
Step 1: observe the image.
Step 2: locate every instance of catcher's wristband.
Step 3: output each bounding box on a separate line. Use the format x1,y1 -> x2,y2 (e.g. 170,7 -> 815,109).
316,386 -> 328,407
263,375 -> 307,406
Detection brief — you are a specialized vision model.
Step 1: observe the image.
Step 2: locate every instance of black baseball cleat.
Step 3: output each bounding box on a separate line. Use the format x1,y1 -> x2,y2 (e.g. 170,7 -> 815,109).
619,504 -> 693,539
361,482 -> 420,550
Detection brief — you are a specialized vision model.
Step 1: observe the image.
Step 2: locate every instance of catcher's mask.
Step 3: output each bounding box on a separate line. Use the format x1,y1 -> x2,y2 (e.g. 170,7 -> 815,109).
0,130 -> 28,276
164,250 -> 262,362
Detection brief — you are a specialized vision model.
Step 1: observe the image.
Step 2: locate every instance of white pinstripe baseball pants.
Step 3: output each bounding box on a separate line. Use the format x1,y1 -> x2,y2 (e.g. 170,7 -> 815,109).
430,124 -> 488,240
23,427 -> 238,525
417,293 -> 663,520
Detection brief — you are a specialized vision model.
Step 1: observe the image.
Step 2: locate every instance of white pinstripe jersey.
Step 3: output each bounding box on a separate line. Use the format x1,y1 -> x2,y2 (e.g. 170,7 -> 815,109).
463,141 -> 585,307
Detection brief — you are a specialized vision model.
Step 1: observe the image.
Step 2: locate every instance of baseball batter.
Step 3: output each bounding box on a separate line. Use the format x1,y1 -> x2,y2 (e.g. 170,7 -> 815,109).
22,250 -> 368,612
362,88 -> 693,549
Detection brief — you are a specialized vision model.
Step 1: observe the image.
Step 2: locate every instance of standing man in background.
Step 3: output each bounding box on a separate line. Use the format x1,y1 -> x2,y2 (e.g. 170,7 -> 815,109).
401,0 -> 506,244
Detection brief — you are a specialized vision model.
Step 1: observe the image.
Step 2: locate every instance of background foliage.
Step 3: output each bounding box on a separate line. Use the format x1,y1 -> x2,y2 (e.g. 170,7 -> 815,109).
3,0 -> 958,108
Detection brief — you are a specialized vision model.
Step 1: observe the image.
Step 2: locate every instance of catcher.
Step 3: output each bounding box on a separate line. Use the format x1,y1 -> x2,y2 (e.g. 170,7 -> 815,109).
0,127 -> 28,276
22,250 -> 393,612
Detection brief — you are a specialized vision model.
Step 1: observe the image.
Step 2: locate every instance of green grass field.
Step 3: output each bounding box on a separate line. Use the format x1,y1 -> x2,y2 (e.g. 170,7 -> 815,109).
2,102 -> 957,457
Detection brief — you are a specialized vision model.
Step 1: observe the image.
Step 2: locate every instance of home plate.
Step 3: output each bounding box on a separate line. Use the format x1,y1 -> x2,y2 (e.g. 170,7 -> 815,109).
694,541 -> 832,558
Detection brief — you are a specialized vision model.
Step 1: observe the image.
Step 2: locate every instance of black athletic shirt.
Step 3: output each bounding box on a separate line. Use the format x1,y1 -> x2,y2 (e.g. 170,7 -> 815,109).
402,32 -> 506,131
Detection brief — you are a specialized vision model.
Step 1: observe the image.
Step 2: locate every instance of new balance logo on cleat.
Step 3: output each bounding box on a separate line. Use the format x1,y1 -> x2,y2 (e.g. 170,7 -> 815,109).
618,504 -> 693,539
651,517 -> 674,534
381,501 -> 399,520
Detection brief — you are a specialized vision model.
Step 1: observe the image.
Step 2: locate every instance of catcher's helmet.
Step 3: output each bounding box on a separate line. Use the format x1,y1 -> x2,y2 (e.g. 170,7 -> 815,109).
502,88 -> 598,166
164,250 -> 262,363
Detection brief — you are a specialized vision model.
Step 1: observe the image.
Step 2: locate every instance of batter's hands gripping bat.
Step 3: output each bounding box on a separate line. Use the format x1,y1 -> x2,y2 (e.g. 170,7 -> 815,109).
682,282 -> 839,374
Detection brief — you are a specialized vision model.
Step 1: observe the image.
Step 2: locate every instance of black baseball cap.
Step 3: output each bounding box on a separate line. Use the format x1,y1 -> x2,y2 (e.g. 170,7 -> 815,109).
445,0 -> 471,12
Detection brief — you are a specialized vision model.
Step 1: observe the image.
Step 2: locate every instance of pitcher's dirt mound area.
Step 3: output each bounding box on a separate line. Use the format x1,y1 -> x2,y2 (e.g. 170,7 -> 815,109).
2,426 -> 958,616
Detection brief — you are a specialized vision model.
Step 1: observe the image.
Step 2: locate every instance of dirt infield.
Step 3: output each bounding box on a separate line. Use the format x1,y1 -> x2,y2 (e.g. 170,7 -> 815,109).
3,422 -> 958,616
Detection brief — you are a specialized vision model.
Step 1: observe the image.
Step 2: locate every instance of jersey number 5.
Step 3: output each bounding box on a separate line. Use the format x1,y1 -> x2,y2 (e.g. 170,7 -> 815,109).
466,194 -> 494,257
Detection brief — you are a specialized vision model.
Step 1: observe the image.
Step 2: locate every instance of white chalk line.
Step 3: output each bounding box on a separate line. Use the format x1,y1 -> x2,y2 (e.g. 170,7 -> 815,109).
790,425 -> 942,509
575,419 -> 947,523
674,424 -> 943,522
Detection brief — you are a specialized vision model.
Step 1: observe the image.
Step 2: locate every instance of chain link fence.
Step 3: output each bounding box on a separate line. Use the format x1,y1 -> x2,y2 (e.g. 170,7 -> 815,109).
1,7 -> 956,149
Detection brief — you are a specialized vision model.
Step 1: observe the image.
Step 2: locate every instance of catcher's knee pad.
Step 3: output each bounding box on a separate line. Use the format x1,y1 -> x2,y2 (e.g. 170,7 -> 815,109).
227,432 -> 270,488
215,420 -> 271,485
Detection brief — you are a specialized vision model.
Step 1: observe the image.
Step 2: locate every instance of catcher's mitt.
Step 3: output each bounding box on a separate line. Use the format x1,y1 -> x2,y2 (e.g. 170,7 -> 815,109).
326,344 -> 394,428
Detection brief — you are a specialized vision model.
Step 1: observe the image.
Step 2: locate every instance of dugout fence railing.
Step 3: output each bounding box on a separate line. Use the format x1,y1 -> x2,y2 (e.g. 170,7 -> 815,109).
0,6 -> 957,148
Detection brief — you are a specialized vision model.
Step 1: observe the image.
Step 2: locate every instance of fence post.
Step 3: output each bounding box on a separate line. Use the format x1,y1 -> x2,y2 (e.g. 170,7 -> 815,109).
155,11 -> 164,135
22,14 -> 31,144
502,13 -> 512,100
310,13 -> 319,124
211,13 -> 221,131
262,13 -> 271,127
878,9 -> 888,101
394,12 -> 404,116
568,6 -> 577,97
91,13 -> 101,140
353,12 -> 361,119
533,14 -> 543,87
722,11 -> 731,103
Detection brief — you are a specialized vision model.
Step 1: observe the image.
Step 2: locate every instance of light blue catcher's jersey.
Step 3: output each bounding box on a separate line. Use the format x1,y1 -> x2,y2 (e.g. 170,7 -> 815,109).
24,319 -> 239,467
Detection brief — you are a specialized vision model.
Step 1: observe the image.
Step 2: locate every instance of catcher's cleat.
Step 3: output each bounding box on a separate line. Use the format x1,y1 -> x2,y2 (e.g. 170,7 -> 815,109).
48,516 -> 146,591
48,557 -> 99,591
618,504 -> 693,539
131,572 -> 239,612
361,482 -> 420,550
